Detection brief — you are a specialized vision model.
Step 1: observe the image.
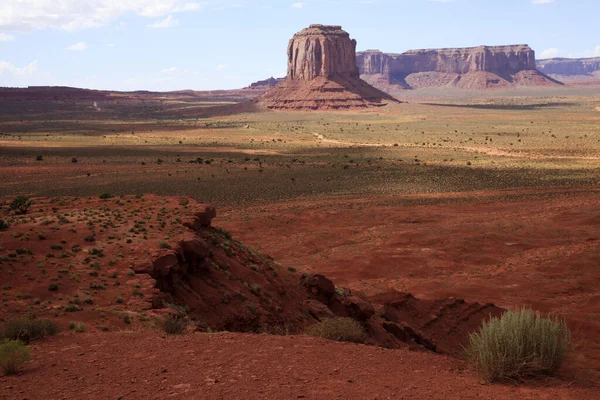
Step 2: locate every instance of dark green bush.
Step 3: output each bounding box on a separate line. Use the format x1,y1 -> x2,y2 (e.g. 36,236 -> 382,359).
9,196 -> 33,215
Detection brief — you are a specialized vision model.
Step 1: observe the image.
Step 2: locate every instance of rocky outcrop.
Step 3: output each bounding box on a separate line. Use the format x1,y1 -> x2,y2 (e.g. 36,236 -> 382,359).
536,57 -> 600,78
357,45 -> 559,90
128,203 -> 504,355
257,24 -> 398,110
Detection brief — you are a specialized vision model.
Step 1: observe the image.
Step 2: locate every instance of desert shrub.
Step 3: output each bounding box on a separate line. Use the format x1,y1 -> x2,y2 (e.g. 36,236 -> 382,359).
9,196 -> 33,215
306,317 -> 366,343
467,307 -> 571,382
0,220 -> 9,231
69,321 -> 86,333
0,340 -> 31,375
161,315 -> 186,335
1,317 -> 58,341
98,193 -> 113,200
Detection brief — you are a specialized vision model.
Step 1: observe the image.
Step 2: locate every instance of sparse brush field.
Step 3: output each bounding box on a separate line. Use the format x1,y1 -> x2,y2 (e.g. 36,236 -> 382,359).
1,91 -> 598,206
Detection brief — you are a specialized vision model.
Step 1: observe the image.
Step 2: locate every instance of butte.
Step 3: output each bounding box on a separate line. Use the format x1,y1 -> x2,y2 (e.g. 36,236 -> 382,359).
257,24 -> 398,110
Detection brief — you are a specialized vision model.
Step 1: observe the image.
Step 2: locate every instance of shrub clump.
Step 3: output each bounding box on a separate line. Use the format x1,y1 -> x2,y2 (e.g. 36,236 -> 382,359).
9,196 -> 33,215
161,315 -> 186,335
467,307 -> 571,382
306,317 -> 366,343
69,321 -> 86,333
0,340 -> 31,375
1,317 -> 59,342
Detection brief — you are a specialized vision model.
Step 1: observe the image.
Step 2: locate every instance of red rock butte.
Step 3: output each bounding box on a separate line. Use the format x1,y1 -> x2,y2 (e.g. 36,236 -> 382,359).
258,24 -> 398,110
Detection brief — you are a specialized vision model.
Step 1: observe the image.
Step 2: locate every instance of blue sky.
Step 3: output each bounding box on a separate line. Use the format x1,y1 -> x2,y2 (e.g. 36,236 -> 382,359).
0,0 -> 598,91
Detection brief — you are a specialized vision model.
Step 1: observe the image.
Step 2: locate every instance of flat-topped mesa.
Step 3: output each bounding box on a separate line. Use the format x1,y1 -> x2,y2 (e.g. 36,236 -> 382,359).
357,45 -> 536,76
257,24 -> 398,110
356,44 -> 558,90
536,57 -> 600,76
287,24 -> 360,80
400,44 -> 536,75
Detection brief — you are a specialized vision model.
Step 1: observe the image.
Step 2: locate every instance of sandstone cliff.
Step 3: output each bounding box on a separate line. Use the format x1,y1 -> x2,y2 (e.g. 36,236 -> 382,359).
536,57 -> 600,82
357,45 -> 559,91
258,24 -> 398,110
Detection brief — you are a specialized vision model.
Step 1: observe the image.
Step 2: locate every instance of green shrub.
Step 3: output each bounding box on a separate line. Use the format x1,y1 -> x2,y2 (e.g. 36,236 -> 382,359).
9,196 -> 33,215
161,315 -> 186,335
306,317 -> 366,343
1,317 -> 58,341
467,307 -> 571,382
0,340 -> 31,375
64,305 -> 82,312
0,220 -> 9,231
98,193 -> 113,200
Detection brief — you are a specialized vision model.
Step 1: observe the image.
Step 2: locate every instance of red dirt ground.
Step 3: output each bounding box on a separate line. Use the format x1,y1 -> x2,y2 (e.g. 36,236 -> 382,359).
1,189 -> 599,399
220,187 -> 600,383
1,332 -> 597,400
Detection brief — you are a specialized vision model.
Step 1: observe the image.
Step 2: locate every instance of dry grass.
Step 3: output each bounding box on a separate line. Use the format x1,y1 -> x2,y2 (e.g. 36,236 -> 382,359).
467,307 -> 571,382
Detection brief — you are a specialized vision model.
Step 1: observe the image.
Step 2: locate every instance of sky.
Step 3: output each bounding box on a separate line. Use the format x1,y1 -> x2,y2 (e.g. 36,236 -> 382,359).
0,0 -> 599,91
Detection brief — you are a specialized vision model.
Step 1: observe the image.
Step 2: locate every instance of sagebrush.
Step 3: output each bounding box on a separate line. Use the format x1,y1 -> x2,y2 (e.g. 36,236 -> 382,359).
306,317 -> 366,343
161,315 -> 186,335
467,307 -> 570,382
1,317 -> 58,342
0,340 -> 31,375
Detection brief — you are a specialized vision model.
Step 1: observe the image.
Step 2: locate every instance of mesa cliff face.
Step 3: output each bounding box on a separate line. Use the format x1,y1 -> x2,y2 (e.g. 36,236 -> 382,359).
536,57 -> 600,76
357,45 -> 558,90
258,24 -> 398,110
287,25 -> 360,80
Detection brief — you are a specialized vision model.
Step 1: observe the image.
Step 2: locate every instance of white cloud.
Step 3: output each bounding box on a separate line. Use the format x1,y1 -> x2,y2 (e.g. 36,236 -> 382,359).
66,42 -> 87,51
539,48 -> 560,59
161,67 -> 177,73
291,2 -> 305,8
0,1 -> 203,32
595,45 -> 600,57
148,15 -> 178,28
0,60 -> 38,77
216,64 -> 228,70
532,0 -> 554,4
0,33 -> 15,42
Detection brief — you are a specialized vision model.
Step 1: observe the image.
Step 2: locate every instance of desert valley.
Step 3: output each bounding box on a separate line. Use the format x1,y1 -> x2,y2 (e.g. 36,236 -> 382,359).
1,12 -> 599,400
